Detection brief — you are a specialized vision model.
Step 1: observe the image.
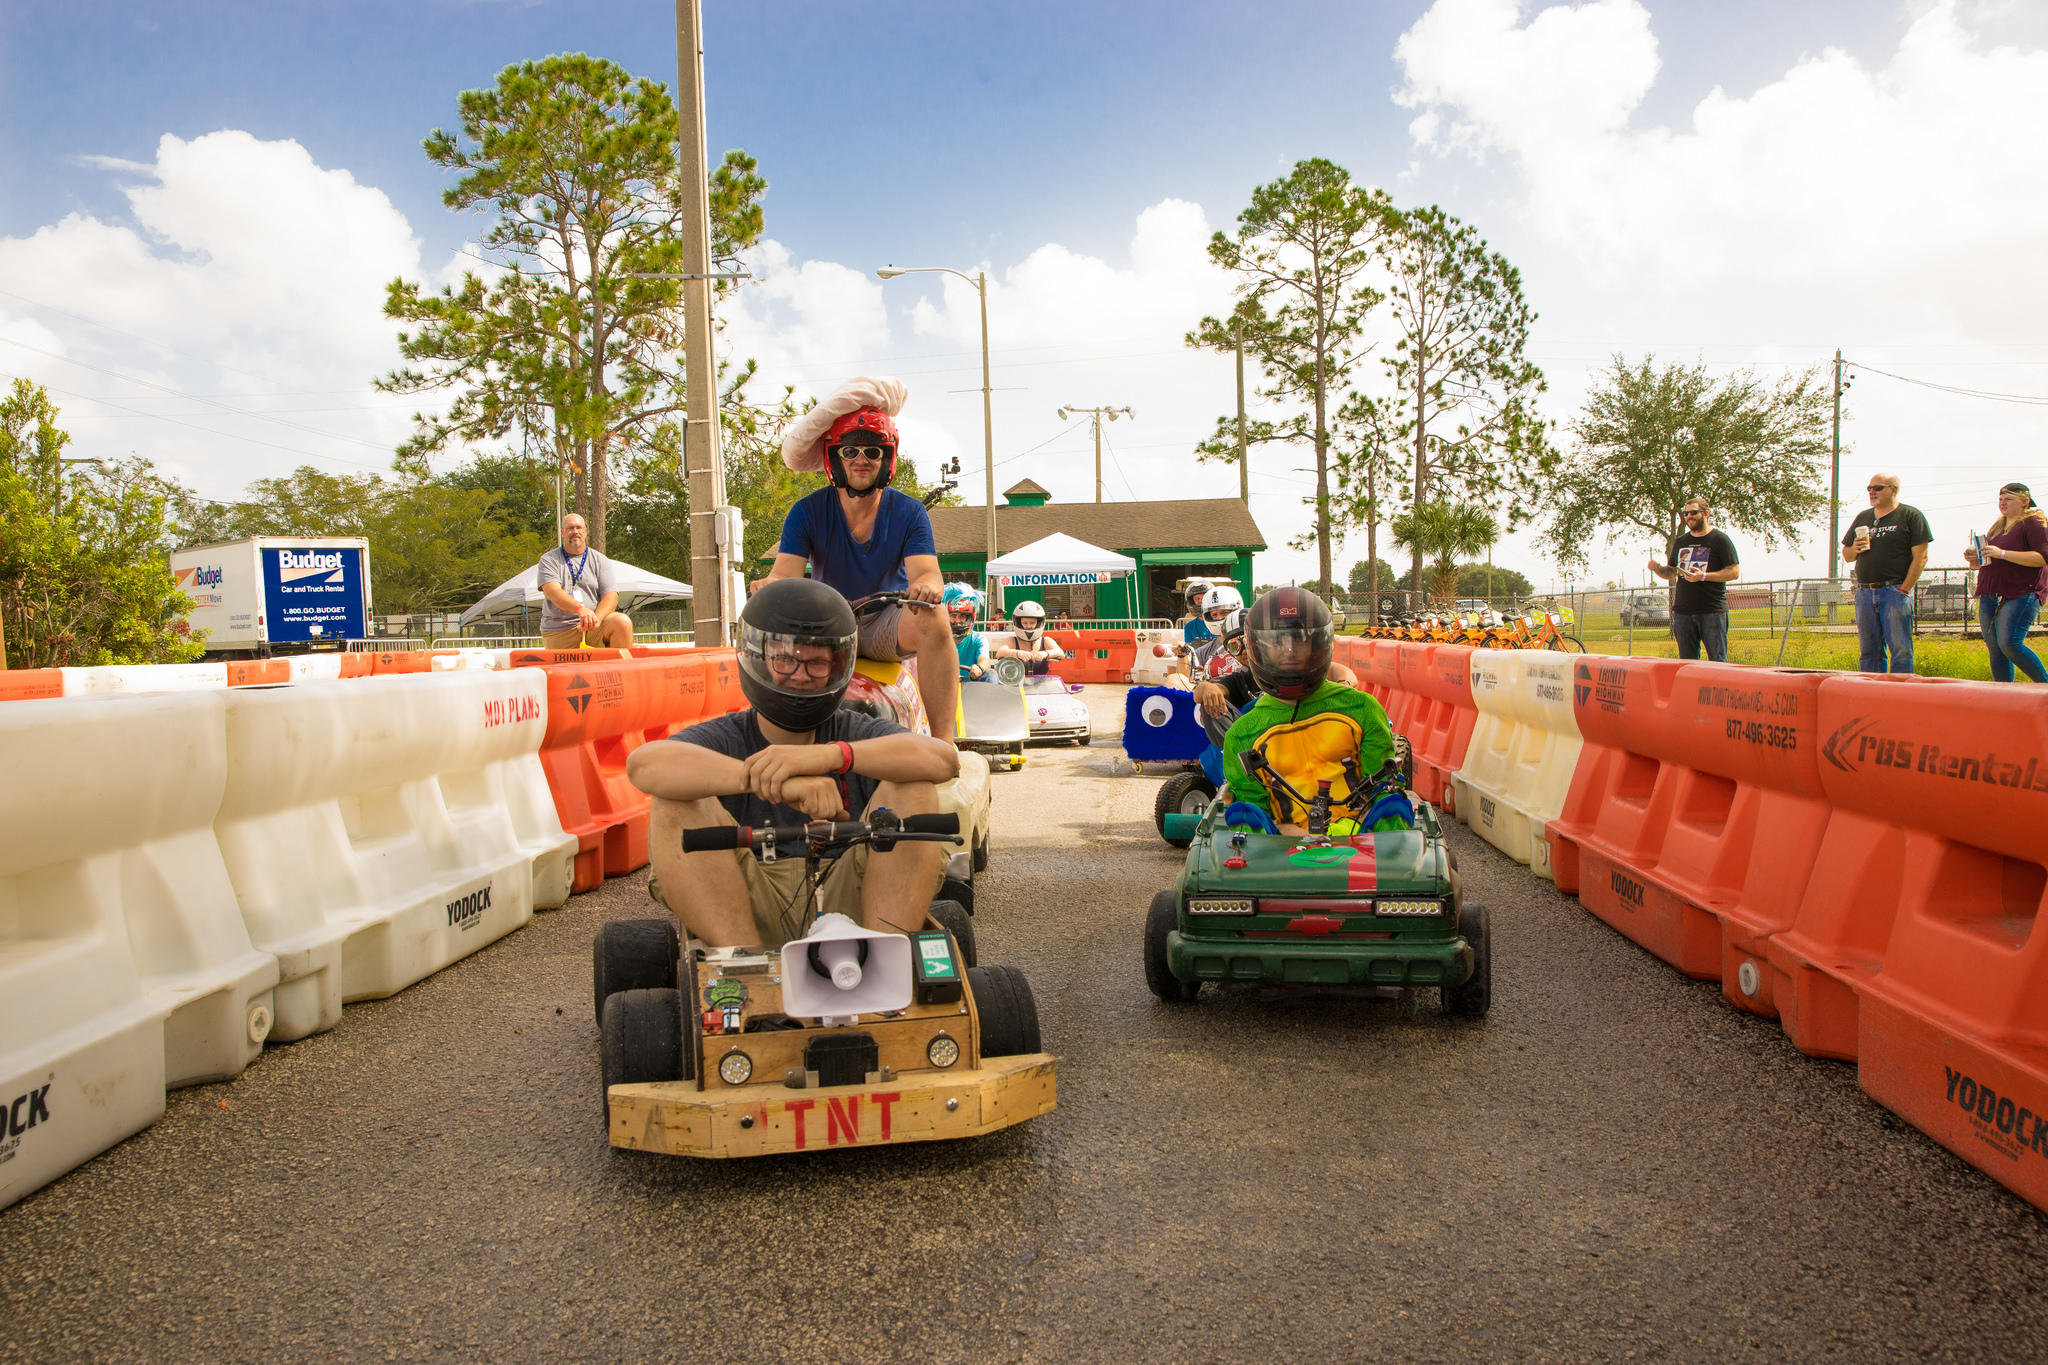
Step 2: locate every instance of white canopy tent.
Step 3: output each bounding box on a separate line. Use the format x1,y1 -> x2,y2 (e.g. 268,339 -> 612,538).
981,533 -> 1139,623
459,560 -> 693,627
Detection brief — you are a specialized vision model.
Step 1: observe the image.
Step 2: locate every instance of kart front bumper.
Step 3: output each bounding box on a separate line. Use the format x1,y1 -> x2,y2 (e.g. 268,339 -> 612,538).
607,1053 -> 1057,1158
1168,931 -> 1474,988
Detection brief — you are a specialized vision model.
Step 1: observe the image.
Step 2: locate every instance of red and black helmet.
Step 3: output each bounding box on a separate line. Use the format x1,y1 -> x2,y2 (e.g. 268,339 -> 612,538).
824,407 -> 899,496
1244,586 -> 1333,700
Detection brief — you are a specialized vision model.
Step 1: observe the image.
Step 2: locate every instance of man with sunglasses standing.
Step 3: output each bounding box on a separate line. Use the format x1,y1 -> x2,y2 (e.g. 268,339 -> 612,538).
766,378 -> 959,736
1842,472 -> 1934,674
1647,496 -> 1740,662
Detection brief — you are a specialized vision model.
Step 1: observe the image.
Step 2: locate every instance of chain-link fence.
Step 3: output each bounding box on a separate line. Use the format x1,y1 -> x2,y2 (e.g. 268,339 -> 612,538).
1327,569 -> 2027,677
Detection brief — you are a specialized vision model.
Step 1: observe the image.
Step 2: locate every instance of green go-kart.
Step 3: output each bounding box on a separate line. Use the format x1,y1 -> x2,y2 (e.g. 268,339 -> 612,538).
1144,766 -> 1489,1013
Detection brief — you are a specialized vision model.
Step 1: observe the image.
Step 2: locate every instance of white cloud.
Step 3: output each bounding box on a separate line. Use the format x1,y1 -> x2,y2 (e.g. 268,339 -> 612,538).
1395,0 -> 2048,295
0,131 -> 459,493
1392,0 -> 2048,591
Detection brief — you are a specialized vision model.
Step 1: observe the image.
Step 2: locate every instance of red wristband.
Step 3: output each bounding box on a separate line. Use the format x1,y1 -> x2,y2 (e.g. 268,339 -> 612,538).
834,740 -> 856,774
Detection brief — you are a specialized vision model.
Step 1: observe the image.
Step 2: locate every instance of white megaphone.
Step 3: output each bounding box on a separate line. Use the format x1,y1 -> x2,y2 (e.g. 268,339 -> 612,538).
779,913 -> 913,1018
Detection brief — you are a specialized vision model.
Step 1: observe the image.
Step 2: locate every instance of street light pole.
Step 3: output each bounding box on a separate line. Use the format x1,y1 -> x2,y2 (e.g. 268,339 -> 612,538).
877,266 -> 997,564
1234,317 -> 1248,505
675,0 -> 731,644
1057,405 -> 1132,503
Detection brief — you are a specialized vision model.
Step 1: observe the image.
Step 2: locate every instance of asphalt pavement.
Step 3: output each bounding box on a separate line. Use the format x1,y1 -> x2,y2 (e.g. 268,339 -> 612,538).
5,685 -> 2047,1363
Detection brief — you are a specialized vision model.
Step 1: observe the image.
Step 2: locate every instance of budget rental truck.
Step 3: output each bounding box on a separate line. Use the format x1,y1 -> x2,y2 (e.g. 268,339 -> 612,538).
169,537 -> 372,656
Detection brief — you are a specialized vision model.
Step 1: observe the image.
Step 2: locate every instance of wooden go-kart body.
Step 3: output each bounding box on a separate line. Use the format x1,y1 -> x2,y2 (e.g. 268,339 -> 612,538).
609,938 -> 1055,1158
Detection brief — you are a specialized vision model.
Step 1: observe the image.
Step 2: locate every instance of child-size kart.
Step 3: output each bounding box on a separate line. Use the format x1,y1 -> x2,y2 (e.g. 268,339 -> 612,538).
596,811 -> 1055,1157
1022,672 -> 1090,746
1144,794 -> 1489,1012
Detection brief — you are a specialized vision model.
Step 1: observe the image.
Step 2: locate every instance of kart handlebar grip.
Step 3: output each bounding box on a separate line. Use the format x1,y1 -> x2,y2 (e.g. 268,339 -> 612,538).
681,825 -> 742,853
902,813 -> 960,836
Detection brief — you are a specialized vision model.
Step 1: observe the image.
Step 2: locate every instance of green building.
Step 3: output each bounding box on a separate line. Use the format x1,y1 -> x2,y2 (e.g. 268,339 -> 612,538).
932,481 -> 1265,622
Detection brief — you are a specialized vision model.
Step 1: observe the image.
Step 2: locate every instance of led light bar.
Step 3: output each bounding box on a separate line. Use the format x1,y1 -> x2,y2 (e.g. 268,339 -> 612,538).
1373,899 -> 1449,917
1186,898 -> 1256,916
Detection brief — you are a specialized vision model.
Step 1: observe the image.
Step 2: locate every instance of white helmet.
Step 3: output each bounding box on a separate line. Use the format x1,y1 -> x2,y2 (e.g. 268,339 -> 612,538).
1200,585 -> 1244,618
1012,600 -> 1046,642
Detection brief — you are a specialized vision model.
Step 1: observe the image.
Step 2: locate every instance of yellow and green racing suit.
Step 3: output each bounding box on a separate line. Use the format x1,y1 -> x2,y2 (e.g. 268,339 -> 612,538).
1221,680 -> 1404,834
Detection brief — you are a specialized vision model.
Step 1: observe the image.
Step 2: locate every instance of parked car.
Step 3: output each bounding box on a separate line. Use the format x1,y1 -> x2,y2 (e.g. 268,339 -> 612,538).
1619,593 -> 1672,628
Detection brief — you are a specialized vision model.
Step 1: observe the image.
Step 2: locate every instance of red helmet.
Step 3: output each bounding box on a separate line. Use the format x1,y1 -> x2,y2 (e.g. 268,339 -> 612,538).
824,407 -> 899,496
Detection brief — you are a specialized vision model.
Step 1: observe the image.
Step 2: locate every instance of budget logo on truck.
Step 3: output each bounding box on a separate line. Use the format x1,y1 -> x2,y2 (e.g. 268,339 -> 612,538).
277,549 -> 347,584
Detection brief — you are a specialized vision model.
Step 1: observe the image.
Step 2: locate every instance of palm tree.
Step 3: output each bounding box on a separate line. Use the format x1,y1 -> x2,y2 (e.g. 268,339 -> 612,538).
1391,501 -> 1499,607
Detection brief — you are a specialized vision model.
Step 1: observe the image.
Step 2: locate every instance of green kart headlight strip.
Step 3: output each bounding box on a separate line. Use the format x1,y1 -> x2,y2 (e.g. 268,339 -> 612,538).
1183,897 -> 1452,918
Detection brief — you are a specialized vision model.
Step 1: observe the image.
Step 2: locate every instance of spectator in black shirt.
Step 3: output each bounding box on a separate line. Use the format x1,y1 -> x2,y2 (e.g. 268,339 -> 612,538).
1647,496 -> 1741,661
1842,472 -> 1933,674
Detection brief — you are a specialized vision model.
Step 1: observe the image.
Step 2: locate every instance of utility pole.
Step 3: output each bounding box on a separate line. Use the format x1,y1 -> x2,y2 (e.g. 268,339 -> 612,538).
675,0 -> 731,644
1058,405 -> 1132,503
1234,318 -> 1248,504
1829,348 -> 1845,584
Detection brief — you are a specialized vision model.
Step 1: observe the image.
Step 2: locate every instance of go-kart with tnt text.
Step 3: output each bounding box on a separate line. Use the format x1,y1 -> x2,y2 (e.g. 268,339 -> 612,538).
1144,781 -> 1490,1013
594,810 -> 1055,1157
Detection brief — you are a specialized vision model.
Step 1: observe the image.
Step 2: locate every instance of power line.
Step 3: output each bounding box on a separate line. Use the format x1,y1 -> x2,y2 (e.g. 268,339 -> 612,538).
0,336 -> 402,450
1845,360 -> 2048,406
1,371 -> 394,473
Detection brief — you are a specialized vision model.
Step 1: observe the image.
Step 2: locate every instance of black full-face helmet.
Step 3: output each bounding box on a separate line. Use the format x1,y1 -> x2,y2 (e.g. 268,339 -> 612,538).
1244,587 -> 1333,700
737,578 -> 859,732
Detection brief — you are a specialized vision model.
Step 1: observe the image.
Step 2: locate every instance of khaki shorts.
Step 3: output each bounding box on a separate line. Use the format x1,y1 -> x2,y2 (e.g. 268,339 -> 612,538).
649,802 -> 871,949
856,602 -> 903,663
541,611 -> 622,650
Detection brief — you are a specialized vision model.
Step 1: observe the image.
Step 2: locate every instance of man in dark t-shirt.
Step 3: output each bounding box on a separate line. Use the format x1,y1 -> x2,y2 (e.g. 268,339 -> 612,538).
1842,471 -> 1934,674
1647,496 -> 1741,661
626,579 -> 961,948
764,381 -> 958,737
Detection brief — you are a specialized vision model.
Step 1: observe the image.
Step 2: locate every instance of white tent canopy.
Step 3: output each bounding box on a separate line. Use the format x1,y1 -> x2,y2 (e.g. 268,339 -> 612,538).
460,560 -> 692,626
982,532 -> 1136,583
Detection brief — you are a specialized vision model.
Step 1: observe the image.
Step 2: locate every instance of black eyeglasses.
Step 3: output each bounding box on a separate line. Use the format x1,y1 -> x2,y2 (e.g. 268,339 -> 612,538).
765,651 -> 836,679
836,445 -> 887,464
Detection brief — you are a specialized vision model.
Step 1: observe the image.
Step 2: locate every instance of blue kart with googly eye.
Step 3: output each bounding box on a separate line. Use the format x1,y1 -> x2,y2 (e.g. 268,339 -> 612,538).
1126,686 -> 1223,848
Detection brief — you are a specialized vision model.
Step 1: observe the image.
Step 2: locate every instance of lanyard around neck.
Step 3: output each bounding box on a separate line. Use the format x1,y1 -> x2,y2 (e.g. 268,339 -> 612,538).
566,547 -> 591,586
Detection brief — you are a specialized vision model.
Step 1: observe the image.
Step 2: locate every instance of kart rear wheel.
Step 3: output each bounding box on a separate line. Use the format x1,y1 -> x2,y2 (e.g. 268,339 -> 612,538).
1442,901 -> 1491,1018
592,918 -> 678,1023
929,898 -> 977,968
939,874 -> 975,917
971,830 -> 990,873
1144,890 -> 1200,1003
1392,734 -> 1414,786
1154,772 -> 1216,848
969,965 -> 1041,1056
600,987 -> 689,1122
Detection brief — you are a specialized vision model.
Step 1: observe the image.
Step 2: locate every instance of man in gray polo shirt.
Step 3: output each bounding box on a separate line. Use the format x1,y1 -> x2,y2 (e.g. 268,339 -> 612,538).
538,513 -> 634,649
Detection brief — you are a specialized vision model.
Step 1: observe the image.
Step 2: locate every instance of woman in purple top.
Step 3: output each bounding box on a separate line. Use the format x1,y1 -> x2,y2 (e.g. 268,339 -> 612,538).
1964,482 -> 2048,683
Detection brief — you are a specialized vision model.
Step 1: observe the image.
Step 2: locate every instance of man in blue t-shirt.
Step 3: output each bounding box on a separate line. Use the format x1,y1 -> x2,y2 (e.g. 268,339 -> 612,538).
765,401 -> 958,736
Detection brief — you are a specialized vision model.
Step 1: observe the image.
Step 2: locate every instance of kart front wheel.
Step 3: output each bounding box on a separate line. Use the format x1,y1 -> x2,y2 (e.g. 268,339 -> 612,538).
600,987 -> 689,1121
1154,773 -> 1216,848
1442,900 -> 1491,1018
969,965 -> 1042,1056
1144,890 -> 1200,1003
929,898 -> 977,968
592,918 -> 678,1023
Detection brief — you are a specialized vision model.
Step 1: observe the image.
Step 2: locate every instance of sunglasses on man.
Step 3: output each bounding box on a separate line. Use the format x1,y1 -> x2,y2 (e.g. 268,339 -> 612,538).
835,445 -> 888,464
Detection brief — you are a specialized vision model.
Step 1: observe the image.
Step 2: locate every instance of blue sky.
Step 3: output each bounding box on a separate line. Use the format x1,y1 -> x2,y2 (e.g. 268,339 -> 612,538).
4,1 -> 2046,589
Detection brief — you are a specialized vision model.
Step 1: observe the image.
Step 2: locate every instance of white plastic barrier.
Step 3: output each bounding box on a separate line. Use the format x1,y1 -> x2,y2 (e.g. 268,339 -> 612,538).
59,662 -> 229,695
1,692 -> 278,1211
499,747 -> 580,912
429,649 -> 505,672
285,653 -> 343,682
1450,650 -> 1582,880
215,670 -> 552,1039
